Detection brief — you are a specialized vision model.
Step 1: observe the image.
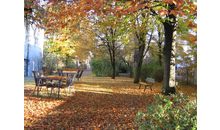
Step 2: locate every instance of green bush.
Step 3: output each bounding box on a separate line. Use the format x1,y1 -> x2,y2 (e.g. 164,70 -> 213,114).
154,68 -> 163,82
119,62 -> 128,73
43,52 -> 59,74
90,58 -> 119,77
65,62 -> 77,68
135,92 -> 197,129
140,61 -> 164,82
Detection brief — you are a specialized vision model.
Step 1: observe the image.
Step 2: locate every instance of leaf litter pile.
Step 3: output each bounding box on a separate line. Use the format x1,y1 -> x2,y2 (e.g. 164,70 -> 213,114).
24,74 -> 196,129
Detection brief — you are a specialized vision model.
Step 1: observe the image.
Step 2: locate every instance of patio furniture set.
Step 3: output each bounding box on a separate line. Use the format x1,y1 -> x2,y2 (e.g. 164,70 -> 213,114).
32,69 -> 84,99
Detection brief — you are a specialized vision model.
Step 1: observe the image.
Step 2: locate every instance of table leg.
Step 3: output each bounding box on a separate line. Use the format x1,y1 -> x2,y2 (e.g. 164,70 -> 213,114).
58,80 -> 61,99
51,80 -> 54,94
37,79 -> 41,97
68,86 -> 72,96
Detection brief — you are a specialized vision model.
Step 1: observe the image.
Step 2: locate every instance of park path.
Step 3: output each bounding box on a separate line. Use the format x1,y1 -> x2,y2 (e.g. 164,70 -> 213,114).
24,70 -> 92,80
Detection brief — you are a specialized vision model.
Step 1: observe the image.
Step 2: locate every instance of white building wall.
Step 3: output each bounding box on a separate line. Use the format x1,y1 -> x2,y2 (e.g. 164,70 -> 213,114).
24,22 -> 44,76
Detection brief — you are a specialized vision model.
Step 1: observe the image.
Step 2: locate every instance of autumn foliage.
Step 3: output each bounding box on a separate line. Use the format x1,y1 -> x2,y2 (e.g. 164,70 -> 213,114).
24,0 -> 197,42
24,74 -> 196,129
24,0 -> 197,128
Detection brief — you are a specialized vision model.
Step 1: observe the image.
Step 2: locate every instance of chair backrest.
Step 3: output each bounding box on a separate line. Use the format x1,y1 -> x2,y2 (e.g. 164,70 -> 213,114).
57,69 -> 62,76
38,70 -> 46,83
38,70 -> 44,77
32,71 -> 40,86
75,70 -> 81,78
66,73 -> 76,86
78,70 -> 84,78
60,69 -> 64,76
146,77 -> 155,83
32,70 -> 45,86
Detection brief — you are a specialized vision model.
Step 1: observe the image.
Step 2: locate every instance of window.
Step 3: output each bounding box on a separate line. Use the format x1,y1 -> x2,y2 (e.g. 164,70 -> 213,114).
33,60 -> 35,71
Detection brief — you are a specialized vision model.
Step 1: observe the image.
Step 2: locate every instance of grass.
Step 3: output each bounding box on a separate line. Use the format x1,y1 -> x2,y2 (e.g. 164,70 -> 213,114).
24,74 -> 197,129
24,79 -> 35,83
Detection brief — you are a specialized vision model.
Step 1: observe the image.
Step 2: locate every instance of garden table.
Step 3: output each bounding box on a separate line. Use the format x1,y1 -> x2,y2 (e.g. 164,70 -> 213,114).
62,71 -> 76,76
36,76 -> 68,98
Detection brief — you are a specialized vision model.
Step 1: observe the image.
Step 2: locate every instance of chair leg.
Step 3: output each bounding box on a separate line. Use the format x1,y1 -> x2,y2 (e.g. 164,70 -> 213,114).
63,88 -> 67,96
47,87 -> 51,96
58,87 -> 60,99
144,85 -> 147,92
68,86 -> 71,96
50,88 -> 54,97
72,85 -> 75,94
39,86 -> 42,91
139,84 -> 141,89
67,85 -> 75,96
32,85 -> 37,95
47,87 -> 49,96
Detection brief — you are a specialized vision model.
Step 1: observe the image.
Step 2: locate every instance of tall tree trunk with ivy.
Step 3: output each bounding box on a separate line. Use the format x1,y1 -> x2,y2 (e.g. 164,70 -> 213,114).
162,4 -> 177,95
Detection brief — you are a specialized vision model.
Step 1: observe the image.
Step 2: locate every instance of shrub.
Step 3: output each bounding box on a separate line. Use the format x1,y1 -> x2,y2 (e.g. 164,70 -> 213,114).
65,62 -> 77,68
119,62 -> 128,73
135,92 -> 197,129
43,52 -> 59,74
154,68 -> 163,82
139,61 -> 164,82
90,57 -> 119,77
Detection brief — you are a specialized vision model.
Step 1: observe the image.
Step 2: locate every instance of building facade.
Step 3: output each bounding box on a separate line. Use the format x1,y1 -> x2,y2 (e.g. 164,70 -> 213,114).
24,21 -> 44,76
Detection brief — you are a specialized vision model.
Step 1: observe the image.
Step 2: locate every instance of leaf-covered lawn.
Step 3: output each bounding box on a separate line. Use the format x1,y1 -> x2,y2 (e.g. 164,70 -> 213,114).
24,74 -> 197,129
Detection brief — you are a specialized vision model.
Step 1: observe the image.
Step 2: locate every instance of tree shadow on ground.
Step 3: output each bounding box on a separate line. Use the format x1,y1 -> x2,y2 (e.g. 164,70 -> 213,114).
24,86 -> 158,129
24,75 -> 196,129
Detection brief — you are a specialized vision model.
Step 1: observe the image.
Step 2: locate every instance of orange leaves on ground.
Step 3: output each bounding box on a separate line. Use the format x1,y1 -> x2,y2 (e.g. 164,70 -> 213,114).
24,75 -> 197,129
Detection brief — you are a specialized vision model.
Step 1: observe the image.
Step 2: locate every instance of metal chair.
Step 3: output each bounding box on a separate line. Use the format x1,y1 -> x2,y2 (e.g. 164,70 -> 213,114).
74,70 -> 80,81
76,70 -> 84,82
57,69 -> 68,76
50,73 -> 77,98
32,71 -> 52,96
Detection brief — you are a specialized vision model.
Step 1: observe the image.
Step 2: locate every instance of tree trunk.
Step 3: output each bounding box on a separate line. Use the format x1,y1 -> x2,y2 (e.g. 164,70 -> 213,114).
111,49 -> 116,79
129,65 -> 133,78
193,68 -> 197,85
162,4 -> 177,95
134,36 -> 145,83
158,42 -> 162,66
158,28 -> 162,66
133,56 -> 143,83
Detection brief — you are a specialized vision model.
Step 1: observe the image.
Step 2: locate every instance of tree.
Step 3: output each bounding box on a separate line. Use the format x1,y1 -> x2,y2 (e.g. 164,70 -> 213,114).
43,5 -> 97,64
150,23 -> 164,66
160,3 -> 178,94
133,29 -> 154,83
43,51 -> 60,74
93,13 -> 129,79
175,25 -> 197,85
29,0 -> 197,94
126,0 -> 196,94
161,1 -> 196,94
118,33 -> 137,78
